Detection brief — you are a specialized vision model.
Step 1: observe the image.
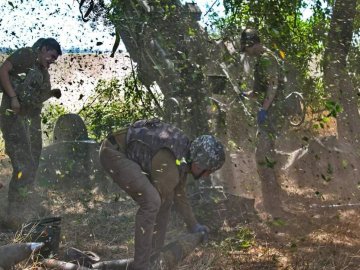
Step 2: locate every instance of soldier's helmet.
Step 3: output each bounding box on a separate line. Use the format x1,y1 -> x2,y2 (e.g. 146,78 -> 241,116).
190,135 -> 225,172
240,28 -> 260,52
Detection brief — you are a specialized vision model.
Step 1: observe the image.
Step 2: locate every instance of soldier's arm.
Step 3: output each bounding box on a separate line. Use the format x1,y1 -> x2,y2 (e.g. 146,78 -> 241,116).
17,68 -> 43,106
38,73 -> 61,103
262,56 -> 279,110
0,60 -> 21,113
263,76 -> 278,110
173,177 -> 198,230
38,88 -> 59,103
0,60 -> 17,98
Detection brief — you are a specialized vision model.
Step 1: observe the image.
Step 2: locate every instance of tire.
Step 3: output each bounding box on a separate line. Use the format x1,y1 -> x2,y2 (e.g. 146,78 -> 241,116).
285,92 -> 306,127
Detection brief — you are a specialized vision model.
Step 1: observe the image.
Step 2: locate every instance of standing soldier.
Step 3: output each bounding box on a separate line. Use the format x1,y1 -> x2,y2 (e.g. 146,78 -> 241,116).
240,28 -> 286,219
0,38 -> 62,228
99,118 -> 225,270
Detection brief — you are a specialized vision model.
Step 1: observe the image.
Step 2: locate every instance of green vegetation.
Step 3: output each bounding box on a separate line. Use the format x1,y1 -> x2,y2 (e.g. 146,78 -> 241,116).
79,76 -> 162,141
41,74 -> 163,142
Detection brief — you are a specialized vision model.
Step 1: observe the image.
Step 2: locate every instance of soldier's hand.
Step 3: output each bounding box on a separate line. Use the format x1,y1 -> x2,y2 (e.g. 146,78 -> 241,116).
51,88 -> 61,99
10,96 -> 21,114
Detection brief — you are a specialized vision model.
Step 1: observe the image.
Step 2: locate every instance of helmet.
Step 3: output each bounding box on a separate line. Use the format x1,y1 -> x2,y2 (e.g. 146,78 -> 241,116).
190,135 -> 225,172
240,28 -> 260,52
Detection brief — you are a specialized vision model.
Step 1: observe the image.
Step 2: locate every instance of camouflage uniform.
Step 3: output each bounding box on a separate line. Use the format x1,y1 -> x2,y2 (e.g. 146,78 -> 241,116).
0,47 -> 53,205
253,50 -> 285,216
99,119 -> 199,270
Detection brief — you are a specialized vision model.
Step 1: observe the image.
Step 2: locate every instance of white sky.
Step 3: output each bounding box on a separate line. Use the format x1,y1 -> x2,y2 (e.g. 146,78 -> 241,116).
0,0 -> 315,51
0,0 -> 224,51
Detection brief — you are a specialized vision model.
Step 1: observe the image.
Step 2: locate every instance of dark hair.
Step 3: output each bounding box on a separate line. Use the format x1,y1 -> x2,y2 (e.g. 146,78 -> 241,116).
40,38 -> 62,55
32,38 -> 46,50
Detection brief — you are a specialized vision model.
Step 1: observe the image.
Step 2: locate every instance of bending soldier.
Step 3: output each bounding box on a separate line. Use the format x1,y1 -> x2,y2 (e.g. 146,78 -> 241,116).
99,119 -> 225,270
0,38 -> 62,228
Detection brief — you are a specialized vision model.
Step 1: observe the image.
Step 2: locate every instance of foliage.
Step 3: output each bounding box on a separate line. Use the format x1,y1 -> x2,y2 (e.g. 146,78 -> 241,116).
79,75 -> 163,141
211,0 -> 334,112
214,226 -> 255,251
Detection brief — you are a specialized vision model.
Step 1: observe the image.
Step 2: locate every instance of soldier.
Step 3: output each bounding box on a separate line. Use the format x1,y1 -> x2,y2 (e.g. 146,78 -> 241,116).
0,38 -> 62,228
99,119 -> 225,270
240,28 -> 286,219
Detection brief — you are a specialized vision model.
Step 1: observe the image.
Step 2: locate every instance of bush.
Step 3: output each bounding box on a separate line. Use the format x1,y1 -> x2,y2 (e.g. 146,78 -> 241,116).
79,76 -> 163,141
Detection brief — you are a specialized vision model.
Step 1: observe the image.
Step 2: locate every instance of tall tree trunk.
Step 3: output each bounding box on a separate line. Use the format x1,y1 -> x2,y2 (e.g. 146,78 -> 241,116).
323,0 -> 359,145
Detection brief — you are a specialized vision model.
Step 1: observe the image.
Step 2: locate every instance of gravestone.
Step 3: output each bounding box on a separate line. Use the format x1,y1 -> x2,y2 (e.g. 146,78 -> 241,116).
38,114 -> 103,189
53,113 -> 88,142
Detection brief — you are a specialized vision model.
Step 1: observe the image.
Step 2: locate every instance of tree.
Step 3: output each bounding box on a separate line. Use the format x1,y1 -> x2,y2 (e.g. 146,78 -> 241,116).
323,0 -> 360,146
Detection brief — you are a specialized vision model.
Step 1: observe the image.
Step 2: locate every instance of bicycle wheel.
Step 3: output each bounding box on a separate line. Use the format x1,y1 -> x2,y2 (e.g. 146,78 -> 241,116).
285,92 -> 306,127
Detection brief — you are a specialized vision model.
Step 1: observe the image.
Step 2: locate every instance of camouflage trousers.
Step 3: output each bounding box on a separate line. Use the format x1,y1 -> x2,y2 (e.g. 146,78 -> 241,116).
255,107 -> 284,216
99,132 -> 175,270
0,106 -> 42,204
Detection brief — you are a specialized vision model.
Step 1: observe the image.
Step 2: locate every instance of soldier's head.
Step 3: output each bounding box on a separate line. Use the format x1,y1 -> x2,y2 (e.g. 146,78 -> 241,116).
189,135 -> 225,179
37,38 -> 62,70
240,28 -> 261,53
32,38 -> 46,51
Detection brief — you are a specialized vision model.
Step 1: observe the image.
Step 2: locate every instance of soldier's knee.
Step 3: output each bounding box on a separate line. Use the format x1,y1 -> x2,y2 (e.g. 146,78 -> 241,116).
144,191 -> 161,214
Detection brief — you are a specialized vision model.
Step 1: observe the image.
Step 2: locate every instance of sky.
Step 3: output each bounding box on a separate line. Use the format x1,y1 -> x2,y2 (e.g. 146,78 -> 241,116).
0,0 -> 316,53
0,0 -> 225,52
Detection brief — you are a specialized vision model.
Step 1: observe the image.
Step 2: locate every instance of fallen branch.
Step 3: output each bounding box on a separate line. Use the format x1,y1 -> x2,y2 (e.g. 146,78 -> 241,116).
92,258 -> 133,270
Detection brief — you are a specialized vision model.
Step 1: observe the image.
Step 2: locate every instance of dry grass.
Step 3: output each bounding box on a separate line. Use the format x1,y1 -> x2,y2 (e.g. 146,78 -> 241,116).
1,119 -> 360,270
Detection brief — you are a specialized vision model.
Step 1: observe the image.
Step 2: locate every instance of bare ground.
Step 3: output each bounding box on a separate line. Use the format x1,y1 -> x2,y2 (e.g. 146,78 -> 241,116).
1,122 -> 360,270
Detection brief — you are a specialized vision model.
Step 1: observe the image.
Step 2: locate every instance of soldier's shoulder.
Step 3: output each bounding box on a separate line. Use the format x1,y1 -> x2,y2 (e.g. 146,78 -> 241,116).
8,47 -> 36,64
10,47 -> 35,57
259,50 -> 281,68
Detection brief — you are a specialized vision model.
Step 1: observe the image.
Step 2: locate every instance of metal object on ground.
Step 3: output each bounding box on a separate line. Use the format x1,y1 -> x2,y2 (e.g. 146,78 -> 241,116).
64,247 -> 101,267
21,217 -> 61,258
0,242 -> 44,270
284,91 -> 306,127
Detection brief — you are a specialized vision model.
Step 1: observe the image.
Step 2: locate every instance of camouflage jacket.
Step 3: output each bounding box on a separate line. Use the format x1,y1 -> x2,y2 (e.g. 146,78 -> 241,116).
1,47 -> 52,115
253,49 -> 285,108
126,119 -> 191,177
111,119 -> 198,228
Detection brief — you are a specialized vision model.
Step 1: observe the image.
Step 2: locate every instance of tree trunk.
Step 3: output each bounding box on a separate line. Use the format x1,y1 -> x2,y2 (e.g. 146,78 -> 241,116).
323,0 -> 359,146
